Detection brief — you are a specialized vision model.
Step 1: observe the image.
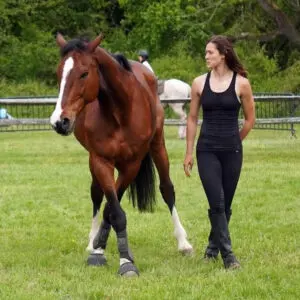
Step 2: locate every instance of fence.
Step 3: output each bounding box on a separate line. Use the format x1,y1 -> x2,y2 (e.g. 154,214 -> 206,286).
1,94 -> 300,136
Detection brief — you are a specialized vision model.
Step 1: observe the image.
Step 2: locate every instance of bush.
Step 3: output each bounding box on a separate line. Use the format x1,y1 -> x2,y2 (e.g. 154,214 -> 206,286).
0,31 -> 58,85
235,42 -> 278,92
0,79 -> 57,97
152,41 -> 205,84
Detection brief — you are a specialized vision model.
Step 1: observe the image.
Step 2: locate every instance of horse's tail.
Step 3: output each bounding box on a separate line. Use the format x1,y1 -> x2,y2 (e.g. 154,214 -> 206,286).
128,153 -> 156,212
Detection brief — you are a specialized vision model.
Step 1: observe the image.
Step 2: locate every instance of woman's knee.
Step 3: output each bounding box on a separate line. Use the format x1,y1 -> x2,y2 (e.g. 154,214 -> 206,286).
209,206 -> 225,214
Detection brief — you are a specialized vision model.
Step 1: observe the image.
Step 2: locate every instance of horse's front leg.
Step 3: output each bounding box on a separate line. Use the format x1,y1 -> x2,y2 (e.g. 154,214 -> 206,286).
90,167 -> 137,266
86,170 -> 106,253
86,170 -> 111,267
88,154 -> 139,276
150,137 -> 193,255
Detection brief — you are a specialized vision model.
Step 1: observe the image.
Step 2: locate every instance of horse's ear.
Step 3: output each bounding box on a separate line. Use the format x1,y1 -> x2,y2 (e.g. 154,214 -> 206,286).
56,33 -> 67,49
87,33 -> 104,52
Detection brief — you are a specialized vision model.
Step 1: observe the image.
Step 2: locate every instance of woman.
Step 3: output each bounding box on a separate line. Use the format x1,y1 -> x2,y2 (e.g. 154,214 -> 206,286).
183,35 -> 255,269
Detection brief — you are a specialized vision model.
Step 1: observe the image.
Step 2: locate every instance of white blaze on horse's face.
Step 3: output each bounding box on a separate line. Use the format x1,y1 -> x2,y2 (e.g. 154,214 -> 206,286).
50,57 -> 74,126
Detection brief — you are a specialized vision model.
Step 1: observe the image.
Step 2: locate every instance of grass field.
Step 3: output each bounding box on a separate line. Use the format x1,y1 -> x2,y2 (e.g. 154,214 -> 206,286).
0,127 -> 299,299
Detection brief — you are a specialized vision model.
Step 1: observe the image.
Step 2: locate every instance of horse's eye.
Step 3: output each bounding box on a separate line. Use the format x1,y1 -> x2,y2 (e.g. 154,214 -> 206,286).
80,72 -> 89,79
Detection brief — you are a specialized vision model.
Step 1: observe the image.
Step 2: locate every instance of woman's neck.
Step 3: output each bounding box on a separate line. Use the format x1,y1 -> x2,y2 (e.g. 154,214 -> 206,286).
211,65 -> 232,79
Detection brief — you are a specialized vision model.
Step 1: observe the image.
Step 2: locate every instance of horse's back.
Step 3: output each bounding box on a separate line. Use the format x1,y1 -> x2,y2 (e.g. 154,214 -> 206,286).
130,61 -> 157,98
130,61 -> 165,137
164,79 -> 191,98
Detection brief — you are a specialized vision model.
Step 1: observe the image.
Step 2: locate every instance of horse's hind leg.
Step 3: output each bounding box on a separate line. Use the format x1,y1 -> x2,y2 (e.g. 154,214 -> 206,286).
170,103 -> 187,139
150,134 -> 193,255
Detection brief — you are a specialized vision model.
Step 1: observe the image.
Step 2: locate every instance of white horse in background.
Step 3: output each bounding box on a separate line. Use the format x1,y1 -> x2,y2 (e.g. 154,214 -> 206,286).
158,79 -> 191,139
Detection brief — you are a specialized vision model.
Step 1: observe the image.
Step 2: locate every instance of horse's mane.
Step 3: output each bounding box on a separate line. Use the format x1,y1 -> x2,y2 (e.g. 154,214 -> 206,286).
60,39 -> 87,57
61,38 -> 132,72
112,54 -> 132,72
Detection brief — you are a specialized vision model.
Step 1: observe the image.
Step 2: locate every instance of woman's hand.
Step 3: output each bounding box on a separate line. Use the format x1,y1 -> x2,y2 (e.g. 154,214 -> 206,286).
183,153 -> 194,177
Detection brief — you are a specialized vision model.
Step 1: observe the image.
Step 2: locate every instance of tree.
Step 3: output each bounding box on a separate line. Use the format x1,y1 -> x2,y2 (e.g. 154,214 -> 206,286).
257,0 -> 300,48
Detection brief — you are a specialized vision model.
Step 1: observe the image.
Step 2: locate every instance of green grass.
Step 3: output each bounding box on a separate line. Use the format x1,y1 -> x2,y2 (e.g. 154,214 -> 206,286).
0,127 -> 300,299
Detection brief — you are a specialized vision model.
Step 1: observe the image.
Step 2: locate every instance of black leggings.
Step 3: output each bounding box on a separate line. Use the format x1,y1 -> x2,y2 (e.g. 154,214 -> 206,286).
196,149 -> 243,214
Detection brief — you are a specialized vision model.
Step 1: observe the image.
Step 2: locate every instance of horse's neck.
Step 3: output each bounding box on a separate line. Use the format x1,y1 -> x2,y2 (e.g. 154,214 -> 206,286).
94,48 -> 132,106
97,70 -> 127,126
98,89 -> 122,125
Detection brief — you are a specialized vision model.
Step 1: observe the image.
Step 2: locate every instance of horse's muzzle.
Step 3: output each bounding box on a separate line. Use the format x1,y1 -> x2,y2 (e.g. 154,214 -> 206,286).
52,118 -> 74,136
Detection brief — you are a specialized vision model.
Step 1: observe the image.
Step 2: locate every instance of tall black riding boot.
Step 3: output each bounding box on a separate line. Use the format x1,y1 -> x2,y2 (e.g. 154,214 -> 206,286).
204,209 -> 219,260
204,209 -> 232,260
225,209 -> 232,247
210,212 -> 240,269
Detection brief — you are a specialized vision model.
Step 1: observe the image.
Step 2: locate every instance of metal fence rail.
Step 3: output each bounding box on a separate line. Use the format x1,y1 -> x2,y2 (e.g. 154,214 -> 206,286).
1,95 -> 300,136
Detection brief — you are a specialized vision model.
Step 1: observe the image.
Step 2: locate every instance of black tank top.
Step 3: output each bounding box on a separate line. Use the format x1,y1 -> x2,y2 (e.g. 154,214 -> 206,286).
197,71 -> 242,151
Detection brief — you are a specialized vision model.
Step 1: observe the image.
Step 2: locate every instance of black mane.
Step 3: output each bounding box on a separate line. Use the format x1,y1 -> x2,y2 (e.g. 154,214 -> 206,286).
112,53 -> 132,72
60,38 -> 132,72
60,39 -> 87,57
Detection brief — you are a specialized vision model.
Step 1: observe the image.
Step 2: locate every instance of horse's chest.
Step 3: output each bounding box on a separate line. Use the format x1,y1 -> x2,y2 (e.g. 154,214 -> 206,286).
119,142 -> 136,160
80,118 -> 150,161
88,136 -> 143,162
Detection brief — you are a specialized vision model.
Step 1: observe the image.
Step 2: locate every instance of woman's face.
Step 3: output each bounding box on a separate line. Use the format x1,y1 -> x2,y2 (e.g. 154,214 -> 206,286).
205,42 -> 225,69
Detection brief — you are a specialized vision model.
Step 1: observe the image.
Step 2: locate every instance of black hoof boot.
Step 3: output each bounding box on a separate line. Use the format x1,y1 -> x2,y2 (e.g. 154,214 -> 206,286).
203,249 -> 218,262
118,262 -> 139,277
93,221 -> 111,250
223,253 -> 240,269
87,253 -> 107,266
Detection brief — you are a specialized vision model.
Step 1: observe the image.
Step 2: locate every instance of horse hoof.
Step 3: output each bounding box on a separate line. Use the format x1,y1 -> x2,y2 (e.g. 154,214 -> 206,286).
118,262 -> 139,277
87,253 -> 107,266
181,248 -> 194,256
179,245 -> 194,256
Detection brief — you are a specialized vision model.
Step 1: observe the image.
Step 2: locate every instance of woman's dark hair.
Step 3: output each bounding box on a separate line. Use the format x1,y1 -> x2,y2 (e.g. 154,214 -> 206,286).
207,35 -> 247,78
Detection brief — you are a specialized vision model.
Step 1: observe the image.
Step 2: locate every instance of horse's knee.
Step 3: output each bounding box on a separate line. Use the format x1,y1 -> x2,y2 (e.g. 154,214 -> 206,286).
103,202 -> 111,223
109,207 -> 127,233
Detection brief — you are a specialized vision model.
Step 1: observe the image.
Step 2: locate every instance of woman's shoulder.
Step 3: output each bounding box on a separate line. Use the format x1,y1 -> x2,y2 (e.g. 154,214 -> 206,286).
236,73 -> 251,88
236,74 -> 253,98
193,73 -> 208,83
192,73 -> 208,90
192,73 -> 209,96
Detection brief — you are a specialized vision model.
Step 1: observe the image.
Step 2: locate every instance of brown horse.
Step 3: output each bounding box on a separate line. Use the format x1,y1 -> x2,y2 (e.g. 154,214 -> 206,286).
50,33 -> 193,276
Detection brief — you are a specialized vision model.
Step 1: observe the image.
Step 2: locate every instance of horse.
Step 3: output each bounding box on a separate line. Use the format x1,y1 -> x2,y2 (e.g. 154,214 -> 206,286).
50,33 -> 193,277
158,79 -> 191,139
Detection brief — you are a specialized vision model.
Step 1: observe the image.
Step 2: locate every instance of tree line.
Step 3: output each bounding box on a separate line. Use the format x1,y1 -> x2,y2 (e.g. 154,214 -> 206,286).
0,0 -> 299,93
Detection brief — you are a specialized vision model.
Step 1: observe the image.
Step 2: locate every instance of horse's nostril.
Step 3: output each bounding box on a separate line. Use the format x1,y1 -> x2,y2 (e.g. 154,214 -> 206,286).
62,118 -> 70,126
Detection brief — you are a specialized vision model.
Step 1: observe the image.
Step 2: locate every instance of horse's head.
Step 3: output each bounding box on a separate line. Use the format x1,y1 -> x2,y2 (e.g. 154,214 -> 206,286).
50,33 -> 103,135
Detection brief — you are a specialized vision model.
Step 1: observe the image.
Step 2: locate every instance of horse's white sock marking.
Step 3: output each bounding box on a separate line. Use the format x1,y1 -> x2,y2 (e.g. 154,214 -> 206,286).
86,210 -> 100,252
120,258 -> 131,266
171,207 -> 193,254
50,57 -> 74,125
92,248 -> 105,255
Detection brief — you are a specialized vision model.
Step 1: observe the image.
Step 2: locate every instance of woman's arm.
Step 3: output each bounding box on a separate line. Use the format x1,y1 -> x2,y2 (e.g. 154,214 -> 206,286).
184,76 -> 203,176
239,78 -> 256,141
